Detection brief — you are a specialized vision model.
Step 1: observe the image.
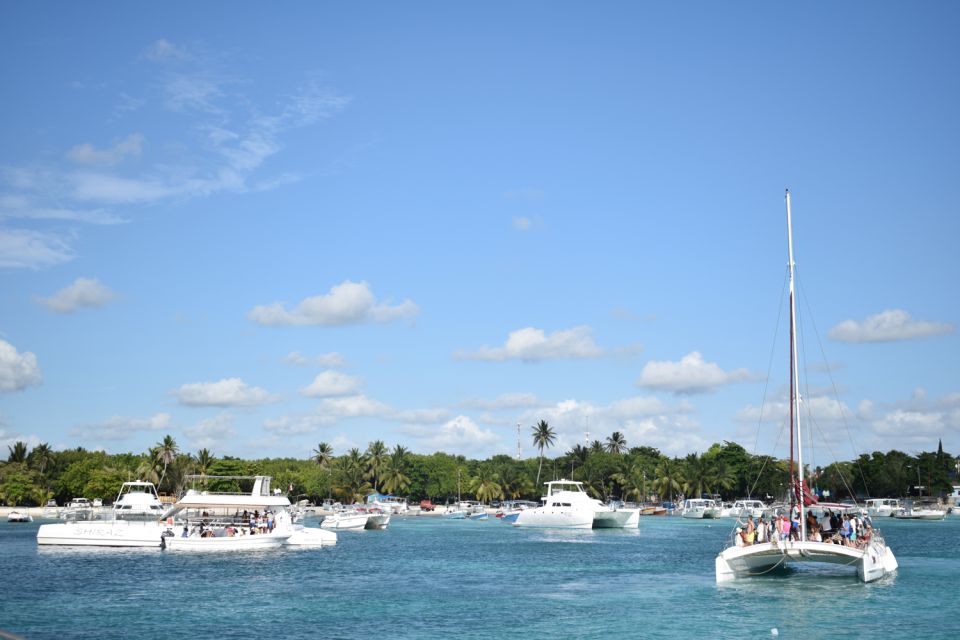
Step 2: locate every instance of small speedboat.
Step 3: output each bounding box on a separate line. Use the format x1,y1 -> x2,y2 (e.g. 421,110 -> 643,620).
7,511 -> 33,523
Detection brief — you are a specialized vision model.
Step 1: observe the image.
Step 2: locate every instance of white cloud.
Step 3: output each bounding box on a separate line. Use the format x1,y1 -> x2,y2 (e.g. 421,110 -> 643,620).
0,228 -> 74,269
319,394 -> 392,417
300,370 -> 362,398
510,396 -> 701,457
249,280 -> 418,327
67,133 -> 144,166
184,413 -> 237,450
456,326 -> 603,362
36,277 -> 116,313
262,414 -> 335,436
0,339 -> 42,392
829,309 -> 954,343
0,425 -> 43,453
460,392 -> 540,410
637,351 -> 753,394
69,412 -> 171,441
392,408 -> 454,424
282,351 -> 347,368
403,415 -> 501,456
175,378 -> 277,407
0,194 -> 125,225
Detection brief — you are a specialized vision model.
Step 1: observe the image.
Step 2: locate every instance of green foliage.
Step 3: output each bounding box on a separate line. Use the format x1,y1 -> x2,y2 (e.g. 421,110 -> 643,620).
3,436 -> 952,509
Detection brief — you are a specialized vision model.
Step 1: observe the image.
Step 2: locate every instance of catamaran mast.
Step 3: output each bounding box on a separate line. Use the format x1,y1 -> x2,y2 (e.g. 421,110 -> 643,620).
786,189 -> 806,541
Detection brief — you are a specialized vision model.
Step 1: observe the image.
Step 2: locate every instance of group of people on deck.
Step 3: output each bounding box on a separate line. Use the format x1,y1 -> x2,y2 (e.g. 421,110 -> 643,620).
736,506 -> 875,549
179,509 -> 278,538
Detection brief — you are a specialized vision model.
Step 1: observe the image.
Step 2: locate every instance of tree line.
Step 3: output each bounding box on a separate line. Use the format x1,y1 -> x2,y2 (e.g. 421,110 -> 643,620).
2,423 -> 958,507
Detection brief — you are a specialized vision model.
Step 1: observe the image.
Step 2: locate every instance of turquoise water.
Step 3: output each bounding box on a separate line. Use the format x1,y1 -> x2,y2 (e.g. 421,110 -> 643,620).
2,516 -> 959,639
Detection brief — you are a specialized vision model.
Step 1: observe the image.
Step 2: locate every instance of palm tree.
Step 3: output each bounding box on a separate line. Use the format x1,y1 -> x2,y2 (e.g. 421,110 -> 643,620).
605,431 -> 627,455
136,447 -> 162,485
531,420 -> 557,486
382,448 -> 411,495
364,440 -> 389,492
7,441 -> 28,464
682,453 -> 712,499
566,444 -> 590,478
470,468 -> 504,503
195,448 -> 215,476
335,450 -> 372,503
29,442 -> 55,475
653,458 -> 684,503
612,463 -> 647,503
155,435 -> 179,492
589,439 -> 605,454
312,442 -> 334,469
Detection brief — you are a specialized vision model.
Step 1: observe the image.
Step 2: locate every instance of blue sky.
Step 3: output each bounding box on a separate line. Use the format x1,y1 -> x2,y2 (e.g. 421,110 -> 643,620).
1,2 -> 958,465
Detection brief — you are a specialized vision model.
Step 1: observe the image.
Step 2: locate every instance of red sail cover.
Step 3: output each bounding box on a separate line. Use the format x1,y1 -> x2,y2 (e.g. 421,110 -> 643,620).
793,479 -> 819,506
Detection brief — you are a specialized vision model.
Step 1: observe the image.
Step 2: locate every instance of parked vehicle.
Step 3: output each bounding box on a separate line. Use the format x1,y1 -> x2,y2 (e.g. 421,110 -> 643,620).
420,499 -> 436,512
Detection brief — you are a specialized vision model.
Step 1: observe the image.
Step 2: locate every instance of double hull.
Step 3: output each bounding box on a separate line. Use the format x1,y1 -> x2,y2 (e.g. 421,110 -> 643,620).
716,538 -> 898,583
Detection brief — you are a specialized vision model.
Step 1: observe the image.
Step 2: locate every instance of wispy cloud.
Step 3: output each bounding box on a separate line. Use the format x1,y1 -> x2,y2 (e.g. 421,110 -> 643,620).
455,326 -> 604,362
0,228 -> 75,269
282,351 -> 347,368
184,413 -> 237,450
829,309 -> 954,343
69,412 -> 171,442
262,414 -> 335,436
637,351 -> 754,394
459,392 -> 540,410
35,277 -> 116,313
0,339 -> 42,392
1,38 -> 350,271
249,280 -> 418,327
66,133 -> 144,166
174,378 -> 278,407
401,415 -> 501,456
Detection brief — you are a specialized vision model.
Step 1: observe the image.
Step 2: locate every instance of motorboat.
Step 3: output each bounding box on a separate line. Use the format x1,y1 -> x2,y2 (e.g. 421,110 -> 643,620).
681,498 -> 722,519
363,509 -> 391,530
7,511 -> 33,523
715,191 -> 897,584
865,498 -> 901,518
37,475 -> 336,548
366,493 -> 410,515
496,500 -> 538,523
513,479 -> 632,529
112,481 -> 167,520
59,497 -> 97,521
893,501 -> 945,520
319,509 -> 369,531
721,500 -> 767,519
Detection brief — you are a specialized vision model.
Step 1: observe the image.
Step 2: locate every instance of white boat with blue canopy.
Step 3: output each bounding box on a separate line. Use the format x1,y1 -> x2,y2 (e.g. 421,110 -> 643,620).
715,191 -> 897,584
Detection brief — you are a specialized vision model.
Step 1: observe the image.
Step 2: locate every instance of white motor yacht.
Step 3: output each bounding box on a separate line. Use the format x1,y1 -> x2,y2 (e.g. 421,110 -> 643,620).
865,498 -> 901,518
513,479 -> 631,529
112,481 -> 167,520
682,498 -> 722,519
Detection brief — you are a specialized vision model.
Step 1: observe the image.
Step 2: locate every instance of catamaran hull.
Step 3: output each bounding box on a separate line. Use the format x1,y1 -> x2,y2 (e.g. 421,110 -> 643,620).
37,521 -> 171,547
715,540 -> 898,583
164,532 -> 290,551
285,526 -> 338,546
592,510 -> 635,528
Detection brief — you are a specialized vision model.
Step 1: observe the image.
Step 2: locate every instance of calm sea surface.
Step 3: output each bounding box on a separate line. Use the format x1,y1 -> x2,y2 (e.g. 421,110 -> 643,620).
2,515 -> 958,639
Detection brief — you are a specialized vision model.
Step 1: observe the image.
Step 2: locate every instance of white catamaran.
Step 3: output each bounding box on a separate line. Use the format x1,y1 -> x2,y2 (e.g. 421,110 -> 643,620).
715,191 -> 898,584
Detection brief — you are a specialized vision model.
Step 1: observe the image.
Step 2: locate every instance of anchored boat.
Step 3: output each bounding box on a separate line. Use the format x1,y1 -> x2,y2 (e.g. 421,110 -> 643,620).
715,191 -> 898,584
